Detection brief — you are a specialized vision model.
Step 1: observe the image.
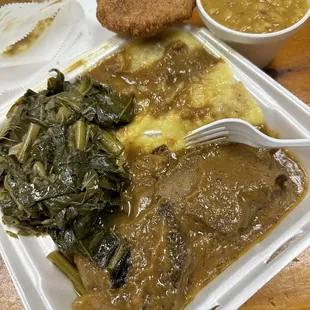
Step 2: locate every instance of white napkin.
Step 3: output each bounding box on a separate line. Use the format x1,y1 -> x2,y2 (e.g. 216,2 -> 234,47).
0,0 -> 85,93
0,0 -> 65,54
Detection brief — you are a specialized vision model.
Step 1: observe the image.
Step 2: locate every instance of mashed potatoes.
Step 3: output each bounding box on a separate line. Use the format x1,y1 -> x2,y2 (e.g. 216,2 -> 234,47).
90,31 -> 264,152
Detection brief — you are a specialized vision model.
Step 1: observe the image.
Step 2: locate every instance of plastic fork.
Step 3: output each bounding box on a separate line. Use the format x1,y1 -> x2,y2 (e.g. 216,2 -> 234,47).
185,119 -> 310,149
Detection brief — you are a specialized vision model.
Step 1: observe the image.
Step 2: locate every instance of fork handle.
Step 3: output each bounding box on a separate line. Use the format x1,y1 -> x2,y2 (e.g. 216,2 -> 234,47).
267,138 -> 310,148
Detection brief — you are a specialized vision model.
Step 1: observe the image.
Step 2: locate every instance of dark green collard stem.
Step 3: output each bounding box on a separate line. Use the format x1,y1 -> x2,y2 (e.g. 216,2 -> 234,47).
0,69 -> 135,291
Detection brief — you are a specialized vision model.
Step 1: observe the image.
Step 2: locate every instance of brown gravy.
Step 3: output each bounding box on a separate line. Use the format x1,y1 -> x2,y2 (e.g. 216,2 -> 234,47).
90,40 -> 219,118
202,0 -> 309,34
71,35 -> 307,310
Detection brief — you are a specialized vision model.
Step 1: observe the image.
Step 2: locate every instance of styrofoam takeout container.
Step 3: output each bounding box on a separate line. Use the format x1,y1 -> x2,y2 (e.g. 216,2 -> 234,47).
196,0 -> 310,68
1,23 -> 310,310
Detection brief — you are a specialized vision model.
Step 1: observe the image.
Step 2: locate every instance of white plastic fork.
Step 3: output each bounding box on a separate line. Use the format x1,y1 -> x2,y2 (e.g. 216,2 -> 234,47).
185,118 -> 310,149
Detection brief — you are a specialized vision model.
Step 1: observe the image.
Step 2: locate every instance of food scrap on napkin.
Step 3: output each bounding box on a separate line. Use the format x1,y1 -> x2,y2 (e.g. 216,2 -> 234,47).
0,0 -> 65,53
0,0 -> 85,94
3,17 -> 54,57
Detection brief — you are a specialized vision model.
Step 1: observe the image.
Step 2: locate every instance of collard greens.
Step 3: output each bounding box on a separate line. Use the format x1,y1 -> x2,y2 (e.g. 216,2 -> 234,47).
0,69 -> 134,289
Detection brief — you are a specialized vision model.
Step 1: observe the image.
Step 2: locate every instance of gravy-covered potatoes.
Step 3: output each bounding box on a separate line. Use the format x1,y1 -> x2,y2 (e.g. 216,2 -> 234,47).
202,0 -> 309,34
91,31 -> 263,152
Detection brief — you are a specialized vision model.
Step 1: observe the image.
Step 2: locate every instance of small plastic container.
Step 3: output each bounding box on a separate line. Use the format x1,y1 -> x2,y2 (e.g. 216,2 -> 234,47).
196,0 -> 310,68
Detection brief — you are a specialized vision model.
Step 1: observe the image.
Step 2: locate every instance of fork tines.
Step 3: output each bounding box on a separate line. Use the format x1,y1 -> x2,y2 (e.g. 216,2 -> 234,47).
184,126 -> 228,149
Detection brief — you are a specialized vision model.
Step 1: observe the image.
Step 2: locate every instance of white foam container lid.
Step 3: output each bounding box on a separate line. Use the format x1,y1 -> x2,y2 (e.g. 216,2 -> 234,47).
0,24 -> 310,310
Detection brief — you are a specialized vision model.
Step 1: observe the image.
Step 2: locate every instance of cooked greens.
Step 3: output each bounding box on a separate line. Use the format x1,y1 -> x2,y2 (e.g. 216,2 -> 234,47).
47,251 -> 86,296
0,69 -> 134,289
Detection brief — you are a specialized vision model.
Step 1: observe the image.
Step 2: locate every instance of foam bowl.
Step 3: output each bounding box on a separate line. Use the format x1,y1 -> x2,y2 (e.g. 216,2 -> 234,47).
196,0 -> 310,68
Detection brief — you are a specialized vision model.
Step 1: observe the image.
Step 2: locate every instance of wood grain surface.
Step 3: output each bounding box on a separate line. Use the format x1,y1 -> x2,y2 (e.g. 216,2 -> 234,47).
0,8 -> 310,310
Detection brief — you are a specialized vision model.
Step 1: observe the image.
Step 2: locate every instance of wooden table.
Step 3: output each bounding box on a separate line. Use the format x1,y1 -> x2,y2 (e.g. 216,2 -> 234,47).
1,9 -> 310,310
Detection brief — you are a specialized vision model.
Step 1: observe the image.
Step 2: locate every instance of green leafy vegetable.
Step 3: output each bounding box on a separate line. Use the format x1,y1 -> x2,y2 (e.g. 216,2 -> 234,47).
47,250 -> 86,296
5,230 -> 18,239
107,237 -> 131,288
0,69 -> 135,291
